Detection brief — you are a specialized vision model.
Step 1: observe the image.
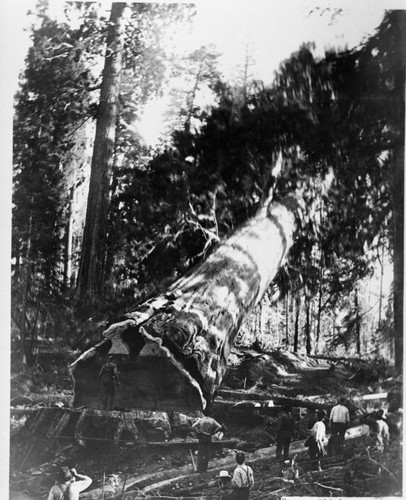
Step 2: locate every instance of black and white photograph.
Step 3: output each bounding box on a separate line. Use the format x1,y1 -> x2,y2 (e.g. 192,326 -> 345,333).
6,1 -> 404,498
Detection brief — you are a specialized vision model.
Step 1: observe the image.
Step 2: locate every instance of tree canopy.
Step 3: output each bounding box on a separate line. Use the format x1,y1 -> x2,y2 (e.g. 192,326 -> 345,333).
12,5 -> 403,369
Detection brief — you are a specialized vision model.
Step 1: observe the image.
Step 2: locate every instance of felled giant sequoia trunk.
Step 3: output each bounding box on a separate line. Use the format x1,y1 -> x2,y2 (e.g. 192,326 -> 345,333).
72,194 -> 301,412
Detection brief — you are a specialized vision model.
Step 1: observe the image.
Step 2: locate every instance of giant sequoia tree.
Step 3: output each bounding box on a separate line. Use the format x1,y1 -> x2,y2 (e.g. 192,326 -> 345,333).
75,2 -> 127,302
72,160 -> 333,411
12,8 -> 100,363
71,11 -> 403,410
76,3 -> 195,302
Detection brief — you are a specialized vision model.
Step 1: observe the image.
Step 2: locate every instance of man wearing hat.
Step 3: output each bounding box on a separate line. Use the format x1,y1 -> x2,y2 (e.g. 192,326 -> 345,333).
217,470 -> 232,496
275,406 -> 295,463
221,451 -> 254,499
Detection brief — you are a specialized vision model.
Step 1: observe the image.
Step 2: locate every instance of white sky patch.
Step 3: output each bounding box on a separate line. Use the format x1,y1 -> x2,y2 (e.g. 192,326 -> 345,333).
137,1 -> 401,146
5,0 -> 404,149
138,96 -> 171,146
189,1 -> 390,83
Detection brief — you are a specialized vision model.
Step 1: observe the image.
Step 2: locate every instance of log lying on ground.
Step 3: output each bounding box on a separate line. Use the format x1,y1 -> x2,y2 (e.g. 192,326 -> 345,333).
71,165 -> 333,412
13,407 -> 194,444
71,189 -> 303,412
309,355 -> 362,363
217,390 -> 332,411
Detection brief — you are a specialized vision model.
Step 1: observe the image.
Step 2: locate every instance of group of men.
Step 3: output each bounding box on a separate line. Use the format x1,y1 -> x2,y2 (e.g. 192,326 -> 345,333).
272,398 -> 350,468
47,397 -> 398,500
275,396 -> 397,472
191,416 -> 254,499
66,349 -> 399,498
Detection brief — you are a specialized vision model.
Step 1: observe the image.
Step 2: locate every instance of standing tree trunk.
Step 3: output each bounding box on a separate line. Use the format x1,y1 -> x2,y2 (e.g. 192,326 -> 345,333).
293,294 -> 301,353
354,288 -> 361,356
284,290 -> 289,349
392,11 -> 405,371
63,186 -> 74,292
305,294 -> 311,355
75,3 -> 127,302
315,280 -> 322,352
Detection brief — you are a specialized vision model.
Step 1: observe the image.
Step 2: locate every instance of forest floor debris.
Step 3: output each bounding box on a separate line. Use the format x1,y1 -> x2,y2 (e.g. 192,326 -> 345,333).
10,349 -> 402,499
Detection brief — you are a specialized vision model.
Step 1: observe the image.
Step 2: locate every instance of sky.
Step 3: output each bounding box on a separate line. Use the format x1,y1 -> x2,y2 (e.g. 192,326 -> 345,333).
2,0 -> 403,146
136,0 -> 399,144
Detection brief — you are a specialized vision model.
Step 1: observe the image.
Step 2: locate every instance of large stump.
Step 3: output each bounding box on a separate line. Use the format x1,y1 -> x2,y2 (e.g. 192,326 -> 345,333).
72,193 -> 302,412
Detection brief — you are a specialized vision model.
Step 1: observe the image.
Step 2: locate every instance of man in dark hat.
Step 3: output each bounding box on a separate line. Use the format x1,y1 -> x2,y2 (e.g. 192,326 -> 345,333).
275,406 -> 295,463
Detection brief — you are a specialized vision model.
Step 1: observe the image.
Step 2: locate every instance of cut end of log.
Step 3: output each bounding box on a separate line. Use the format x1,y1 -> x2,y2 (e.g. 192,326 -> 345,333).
71,331 -> 207,413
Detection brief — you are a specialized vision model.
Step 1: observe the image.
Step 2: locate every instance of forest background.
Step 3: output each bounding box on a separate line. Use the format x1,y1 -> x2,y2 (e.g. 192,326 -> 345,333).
2,0 -> 405,486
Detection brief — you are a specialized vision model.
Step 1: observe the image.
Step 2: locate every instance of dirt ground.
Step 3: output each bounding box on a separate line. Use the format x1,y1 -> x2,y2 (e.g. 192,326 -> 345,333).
9,347 -> 403,499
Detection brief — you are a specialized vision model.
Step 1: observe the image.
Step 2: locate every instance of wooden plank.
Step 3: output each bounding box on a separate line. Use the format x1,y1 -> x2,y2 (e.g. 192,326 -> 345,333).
361,392 -> 388,400
215,397 -> 331,411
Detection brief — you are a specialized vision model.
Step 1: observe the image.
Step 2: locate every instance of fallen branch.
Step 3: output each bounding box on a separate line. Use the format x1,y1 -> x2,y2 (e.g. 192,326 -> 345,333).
365,447 -> 400,486
260,486 -> 289,498
125,497 -> 209,500
313,481 -> 343,492
297,477 -> 316,496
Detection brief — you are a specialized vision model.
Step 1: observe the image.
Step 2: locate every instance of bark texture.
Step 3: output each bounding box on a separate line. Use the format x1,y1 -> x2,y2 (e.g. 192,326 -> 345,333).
72,194 -> 301,412
75,3 -> 127,300
392,11 -> 405,371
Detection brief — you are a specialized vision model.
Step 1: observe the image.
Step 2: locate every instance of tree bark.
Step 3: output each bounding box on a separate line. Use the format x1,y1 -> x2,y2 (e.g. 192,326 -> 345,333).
71,192 -> 302,412
293,294 -> 300,353
392,11 -> 405,372
305,294 -> 311,355
75,3 -> 127,302
284,290 -> 289,348
354,288 -> 361,355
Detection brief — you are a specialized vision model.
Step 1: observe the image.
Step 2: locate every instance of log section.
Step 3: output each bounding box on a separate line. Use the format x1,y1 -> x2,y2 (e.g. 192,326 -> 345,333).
71,191 -> 303,412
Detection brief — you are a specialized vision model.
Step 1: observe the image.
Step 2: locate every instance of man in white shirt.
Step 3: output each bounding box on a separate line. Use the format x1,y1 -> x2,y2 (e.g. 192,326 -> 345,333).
329,397 -> 350,456
222,451 -> 254,500
192,416 -> 225,472
47,467 -> 92,500
372,409 -> 390,452
308,410 -> 327,471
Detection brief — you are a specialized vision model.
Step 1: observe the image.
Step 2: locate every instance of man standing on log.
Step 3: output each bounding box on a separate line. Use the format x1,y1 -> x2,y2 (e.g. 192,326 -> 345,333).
328,397 -> 350,456
275,406 -> 295,463
97,356 -> 120,410
191,415 -> 225,472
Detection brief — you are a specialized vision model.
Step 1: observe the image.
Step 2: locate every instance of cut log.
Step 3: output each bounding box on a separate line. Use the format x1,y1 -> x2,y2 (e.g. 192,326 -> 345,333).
71,196 -> 300,412
309,354 -> 363,363
13,406 -> 242,450
15,408 -> 171,444
217,391 -> 332,411
72,166 -> 333,412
